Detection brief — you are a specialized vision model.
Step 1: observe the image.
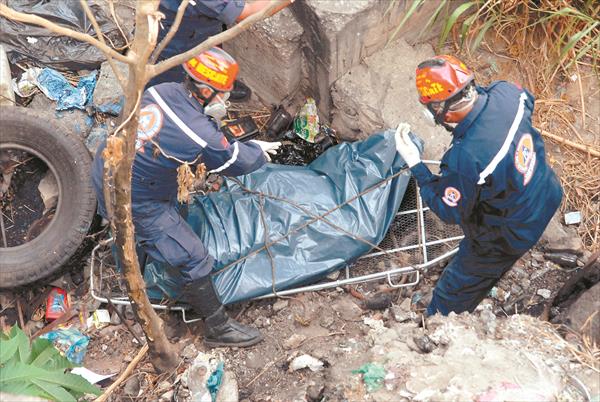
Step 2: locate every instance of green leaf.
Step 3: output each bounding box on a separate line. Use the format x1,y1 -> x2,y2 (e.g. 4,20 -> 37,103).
460,13 -> 478,47
388,0 -> 425,44
0,361 -> 44,383
31,378 -> 77,402
418,0 -> 448,40
47,372 -> 102,396
438,1 -> 477,49
0,381 -> 39,399
471,16 -> 496,52
559,21 -> 599,63
0,334 -> 19,364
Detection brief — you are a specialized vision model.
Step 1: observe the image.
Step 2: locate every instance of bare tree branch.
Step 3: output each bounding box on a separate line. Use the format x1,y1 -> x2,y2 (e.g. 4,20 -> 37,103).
148,0 -> 281,79
0,3 -> 131,65
79,0 -> 126,91
150,0 -> 189,64
108,0 -> 131,50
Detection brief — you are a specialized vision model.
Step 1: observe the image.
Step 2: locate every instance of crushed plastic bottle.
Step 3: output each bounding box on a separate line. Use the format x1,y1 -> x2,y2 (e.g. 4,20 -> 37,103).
293,98 -> 319,143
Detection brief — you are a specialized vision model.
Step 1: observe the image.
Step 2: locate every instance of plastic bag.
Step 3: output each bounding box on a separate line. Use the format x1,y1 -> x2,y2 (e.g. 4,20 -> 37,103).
352,363 -> 386,392
36,68 -> 97,110
0,0 -> 125,71
41,327 -> 89,365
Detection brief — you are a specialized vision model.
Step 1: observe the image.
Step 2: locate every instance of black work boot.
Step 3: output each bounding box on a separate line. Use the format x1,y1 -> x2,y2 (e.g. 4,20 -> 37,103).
181,276 -> 263,348
229,80 -> 251,103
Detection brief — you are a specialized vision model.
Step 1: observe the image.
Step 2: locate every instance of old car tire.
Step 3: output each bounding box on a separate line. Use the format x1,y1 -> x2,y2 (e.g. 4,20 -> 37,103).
0,107 -> 97,288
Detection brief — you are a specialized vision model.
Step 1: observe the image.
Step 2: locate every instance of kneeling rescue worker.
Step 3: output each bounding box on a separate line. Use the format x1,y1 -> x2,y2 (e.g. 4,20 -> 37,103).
394,55 -> 563,315
91,48 -> 281,347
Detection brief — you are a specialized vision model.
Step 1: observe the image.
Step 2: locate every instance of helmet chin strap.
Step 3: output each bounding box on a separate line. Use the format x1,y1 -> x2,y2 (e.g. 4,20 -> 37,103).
184,77 -> 217,106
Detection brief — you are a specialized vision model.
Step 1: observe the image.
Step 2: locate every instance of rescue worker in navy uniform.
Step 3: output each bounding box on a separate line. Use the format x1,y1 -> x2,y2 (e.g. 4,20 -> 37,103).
149,0 -> 294,93
91,48 -> 281,347
394,55 -> 563,316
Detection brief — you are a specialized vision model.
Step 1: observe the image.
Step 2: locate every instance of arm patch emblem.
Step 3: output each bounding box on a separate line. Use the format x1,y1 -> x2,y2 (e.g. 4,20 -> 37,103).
442,186 -> 461,207
514,133 -> 536,185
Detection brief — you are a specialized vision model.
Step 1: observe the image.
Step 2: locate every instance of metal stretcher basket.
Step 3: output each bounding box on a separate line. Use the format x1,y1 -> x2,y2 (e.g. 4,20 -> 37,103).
89,161 -> 464,322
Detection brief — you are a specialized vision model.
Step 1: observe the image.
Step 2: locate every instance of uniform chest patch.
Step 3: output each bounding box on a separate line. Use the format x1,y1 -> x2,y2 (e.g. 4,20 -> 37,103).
514,133 -> 536,185
442,186 -> 461,207
136,103 -> 163,151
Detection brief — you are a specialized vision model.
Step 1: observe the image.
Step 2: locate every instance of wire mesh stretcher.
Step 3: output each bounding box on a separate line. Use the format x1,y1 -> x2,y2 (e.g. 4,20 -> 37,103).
90,161 -> 464,322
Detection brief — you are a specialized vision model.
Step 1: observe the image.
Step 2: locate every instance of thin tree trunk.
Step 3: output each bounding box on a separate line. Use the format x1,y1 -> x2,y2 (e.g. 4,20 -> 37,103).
105,0 -> 178,372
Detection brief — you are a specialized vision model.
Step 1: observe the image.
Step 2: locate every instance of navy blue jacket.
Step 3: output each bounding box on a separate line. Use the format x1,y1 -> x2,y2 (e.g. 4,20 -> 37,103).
92,82 -> 265,216
158,0 -> 244,55
410,81 -> 562,253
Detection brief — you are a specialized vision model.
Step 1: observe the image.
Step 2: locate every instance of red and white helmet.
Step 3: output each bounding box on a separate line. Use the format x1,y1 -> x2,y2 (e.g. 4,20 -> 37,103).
183,47 -> 239,92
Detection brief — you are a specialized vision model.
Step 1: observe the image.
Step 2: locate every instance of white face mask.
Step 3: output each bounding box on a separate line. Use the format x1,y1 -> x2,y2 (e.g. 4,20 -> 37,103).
204,92 -> 230,122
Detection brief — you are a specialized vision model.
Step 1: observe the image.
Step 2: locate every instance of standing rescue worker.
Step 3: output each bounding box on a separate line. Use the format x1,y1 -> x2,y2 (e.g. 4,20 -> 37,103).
394,55 -> 563,315
92,48 -> 281,347
149,0 -> 294,94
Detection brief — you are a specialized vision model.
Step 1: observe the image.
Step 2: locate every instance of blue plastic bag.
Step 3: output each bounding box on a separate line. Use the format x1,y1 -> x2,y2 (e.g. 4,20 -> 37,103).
41,327 -> 89,365
36,68 -> 96,111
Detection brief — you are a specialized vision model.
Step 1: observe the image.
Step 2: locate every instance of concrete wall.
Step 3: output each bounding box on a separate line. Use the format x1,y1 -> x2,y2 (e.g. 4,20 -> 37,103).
225,0 -> 461,159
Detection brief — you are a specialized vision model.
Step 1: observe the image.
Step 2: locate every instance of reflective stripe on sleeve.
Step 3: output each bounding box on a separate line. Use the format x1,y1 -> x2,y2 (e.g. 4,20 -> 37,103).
208,142 -> 239,173
148,87 -> 208,148
477,92 -> 528,185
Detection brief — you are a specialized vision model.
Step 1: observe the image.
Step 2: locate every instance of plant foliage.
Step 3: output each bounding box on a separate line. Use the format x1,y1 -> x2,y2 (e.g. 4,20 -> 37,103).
0,326 -> 102,402
389,0 -> 599,71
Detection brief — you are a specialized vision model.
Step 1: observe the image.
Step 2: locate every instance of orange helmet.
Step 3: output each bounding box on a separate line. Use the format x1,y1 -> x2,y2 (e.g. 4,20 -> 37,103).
415,55 -> 474,104
183,47 -> 239,92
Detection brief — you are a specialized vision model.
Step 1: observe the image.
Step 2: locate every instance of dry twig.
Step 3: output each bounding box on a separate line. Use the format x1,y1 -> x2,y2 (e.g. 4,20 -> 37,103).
94,344 -> 149,402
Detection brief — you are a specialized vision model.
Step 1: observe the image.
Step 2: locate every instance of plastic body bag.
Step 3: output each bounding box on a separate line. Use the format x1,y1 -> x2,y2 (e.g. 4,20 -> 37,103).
143,130 -> 420,304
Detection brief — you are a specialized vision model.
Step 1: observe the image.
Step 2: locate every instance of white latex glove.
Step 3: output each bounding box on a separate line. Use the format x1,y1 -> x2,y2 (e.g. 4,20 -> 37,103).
250,140 -> 282,162
394,123 -> 421,168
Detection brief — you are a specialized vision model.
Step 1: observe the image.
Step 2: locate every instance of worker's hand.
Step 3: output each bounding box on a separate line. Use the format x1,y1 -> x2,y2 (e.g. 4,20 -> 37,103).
394,123 -> 421,168
250,140 -> 282,162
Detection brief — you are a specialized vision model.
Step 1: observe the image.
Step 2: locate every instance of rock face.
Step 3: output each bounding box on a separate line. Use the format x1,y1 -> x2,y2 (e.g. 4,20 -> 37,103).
565,282 -> 600,344
330,39 -> 450,160
225,0 -> 452,125
224,7 -> 304,108
539,212 -> 584,254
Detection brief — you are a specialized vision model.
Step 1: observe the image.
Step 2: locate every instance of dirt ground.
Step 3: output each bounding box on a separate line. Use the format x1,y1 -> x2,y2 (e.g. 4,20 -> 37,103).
1,19 -> 599,402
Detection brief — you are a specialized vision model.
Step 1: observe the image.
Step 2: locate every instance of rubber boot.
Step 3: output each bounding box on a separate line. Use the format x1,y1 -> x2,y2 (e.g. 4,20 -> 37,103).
182,276 -> 263,347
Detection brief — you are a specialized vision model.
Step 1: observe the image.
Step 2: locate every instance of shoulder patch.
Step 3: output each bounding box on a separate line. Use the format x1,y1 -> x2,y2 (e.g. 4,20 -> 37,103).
136,103 -> 163,151
514,133 -> 536,185
442,186 -> 461,207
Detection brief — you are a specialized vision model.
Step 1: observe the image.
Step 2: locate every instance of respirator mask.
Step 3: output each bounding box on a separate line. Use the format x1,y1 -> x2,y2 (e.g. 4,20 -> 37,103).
204,92 -> 230,122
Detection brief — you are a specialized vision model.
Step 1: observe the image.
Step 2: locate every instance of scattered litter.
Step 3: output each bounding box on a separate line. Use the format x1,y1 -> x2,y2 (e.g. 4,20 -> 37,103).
363,317 -> 386,333
87,309 -> 111,329
544,252 -> 579,269
41,327 -> 89,364
11,67 -> 41,98
412,335 -> 436,353
71,367 -> 116,384
45,287 -> 70,321
1,1 -> 126,71
564,211 -> 582,225
207,361 -> 224,401
363,292 -> 393,310
183,352 -> 222,402
37,170 -> 58,213
537,289 -> 552,299
36,68 -> 97,111
294,98 -> 319,143
352,363 -> 386,392
289,354 -> 325,372
265,105 -> 293,139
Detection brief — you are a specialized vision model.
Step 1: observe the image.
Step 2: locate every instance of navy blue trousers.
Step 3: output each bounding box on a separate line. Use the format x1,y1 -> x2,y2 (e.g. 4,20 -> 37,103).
133,201 -> 214,283
427,238 -> 526,315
